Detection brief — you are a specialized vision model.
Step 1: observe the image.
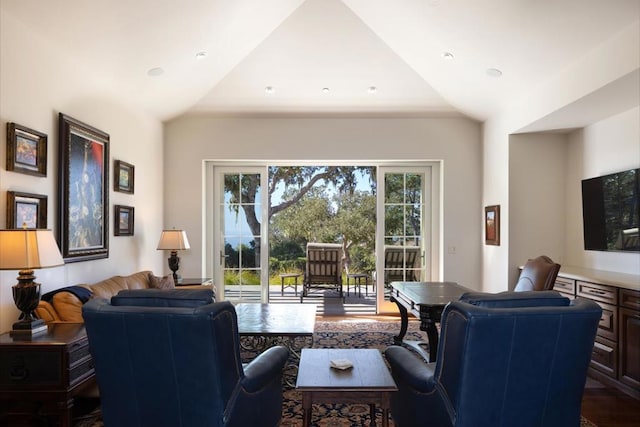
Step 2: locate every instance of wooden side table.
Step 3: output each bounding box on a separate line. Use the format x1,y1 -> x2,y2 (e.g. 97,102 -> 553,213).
0,323 -> 96,427
175,277 -> 212,287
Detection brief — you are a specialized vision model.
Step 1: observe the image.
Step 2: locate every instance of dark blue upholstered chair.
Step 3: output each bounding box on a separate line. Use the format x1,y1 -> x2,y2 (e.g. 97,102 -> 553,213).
384,291 -> 601,427
82,289 -> 289,427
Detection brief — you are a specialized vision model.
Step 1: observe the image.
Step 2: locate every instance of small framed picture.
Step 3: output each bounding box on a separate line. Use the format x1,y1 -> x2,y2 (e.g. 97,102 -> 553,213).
114,160 -> 135,194
7,191 -> 48,229
114,205 -> 134,236
6,123 -> 47,177
485,205 -> 500,246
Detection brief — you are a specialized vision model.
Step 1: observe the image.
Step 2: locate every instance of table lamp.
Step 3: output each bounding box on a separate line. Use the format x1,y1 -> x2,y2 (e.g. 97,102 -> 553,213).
0,228 -> 64,336
157,229 -> 190,284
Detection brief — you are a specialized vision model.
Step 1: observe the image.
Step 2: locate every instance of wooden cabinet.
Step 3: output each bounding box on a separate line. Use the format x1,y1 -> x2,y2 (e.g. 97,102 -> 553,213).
0,323 -> 95,426
554,269 -> 639,400
553,276 -> 575,298
619,289 -> 640,391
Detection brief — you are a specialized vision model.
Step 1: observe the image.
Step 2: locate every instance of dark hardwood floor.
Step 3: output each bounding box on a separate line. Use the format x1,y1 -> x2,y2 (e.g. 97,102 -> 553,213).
581,377 -> 640,427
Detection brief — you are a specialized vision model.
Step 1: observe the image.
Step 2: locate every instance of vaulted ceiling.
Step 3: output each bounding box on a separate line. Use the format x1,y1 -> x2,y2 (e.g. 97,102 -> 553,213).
2,0 -> 638,122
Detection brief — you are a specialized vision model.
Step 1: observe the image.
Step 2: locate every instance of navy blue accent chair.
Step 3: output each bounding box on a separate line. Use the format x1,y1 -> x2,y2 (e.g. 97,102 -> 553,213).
384,291 -> 601,427
82,291 -> 289,427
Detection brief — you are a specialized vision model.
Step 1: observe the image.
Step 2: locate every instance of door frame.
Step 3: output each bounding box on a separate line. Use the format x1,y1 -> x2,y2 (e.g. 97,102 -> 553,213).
205,160 -> 442,310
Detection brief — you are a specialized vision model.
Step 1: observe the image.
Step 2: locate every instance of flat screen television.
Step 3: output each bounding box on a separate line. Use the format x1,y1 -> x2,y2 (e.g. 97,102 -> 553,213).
581,168 -> 640,252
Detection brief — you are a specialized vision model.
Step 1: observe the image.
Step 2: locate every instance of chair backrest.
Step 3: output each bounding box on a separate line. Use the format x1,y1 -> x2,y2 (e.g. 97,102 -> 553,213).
82,295 -> 242,427
514,255 -> 561,291
384,246 -> 420,283
434,293 -> 601,427
305,243 -> 343,285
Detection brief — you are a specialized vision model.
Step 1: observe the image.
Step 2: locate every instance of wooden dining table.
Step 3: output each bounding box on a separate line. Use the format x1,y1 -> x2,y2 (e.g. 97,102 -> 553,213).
389,281 -> 472,362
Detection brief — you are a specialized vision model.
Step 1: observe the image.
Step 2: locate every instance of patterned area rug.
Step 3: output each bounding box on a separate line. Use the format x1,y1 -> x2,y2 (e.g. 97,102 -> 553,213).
74,319 -> 597,427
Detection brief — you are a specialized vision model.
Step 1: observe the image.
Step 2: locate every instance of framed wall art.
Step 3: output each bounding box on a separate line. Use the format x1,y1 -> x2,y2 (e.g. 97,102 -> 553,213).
114,205 -> 134,236
6,191 -> 47,229
485,205 -> 500,246
6,122 -> 47,177
114,160 -> 134,194
58,113 -> 110,262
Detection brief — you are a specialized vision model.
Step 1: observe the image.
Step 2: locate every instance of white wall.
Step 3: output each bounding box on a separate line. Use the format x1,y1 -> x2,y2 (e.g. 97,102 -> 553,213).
509,133 -> 568,286
163,115 -> 483,290
564,107 -> 640,274
483,21 -> 639,292
0,11 -> 165,332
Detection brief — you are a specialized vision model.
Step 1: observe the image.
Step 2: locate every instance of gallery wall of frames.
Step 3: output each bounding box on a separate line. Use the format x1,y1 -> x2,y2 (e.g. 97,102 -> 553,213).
5,115 -> 136,263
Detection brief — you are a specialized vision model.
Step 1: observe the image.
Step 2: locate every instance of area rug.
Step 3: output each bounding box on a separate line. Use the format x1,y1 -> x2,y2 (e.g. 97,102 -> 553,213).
74,319 -> 597,427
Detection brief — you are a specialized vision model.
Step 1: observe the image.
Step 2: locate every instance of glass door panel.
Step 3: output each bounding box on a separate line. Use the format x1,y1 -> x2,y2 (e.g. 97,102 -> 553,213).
217,169 -> 266,302
377,168 -> 430,312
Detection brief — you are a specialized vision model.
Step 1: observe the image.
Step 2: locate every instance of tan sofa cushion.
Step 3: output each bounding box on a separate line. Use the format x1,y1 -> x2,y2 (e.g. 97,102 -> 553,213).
37,271 -> 154,323
35,300 -> 61,323
53,289 -> 91,322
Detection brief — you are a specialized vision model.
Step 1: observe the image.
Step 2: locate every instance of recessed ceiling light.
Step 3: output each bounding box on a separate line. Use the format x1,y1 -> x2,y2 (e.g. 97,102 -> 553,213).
486,68 -> 503,78
322,87 -> 330,93
147,67 -> 164,77
442,52 -> 454,60
195,51 -> 207,60
368,86 -> 377,93
265,86 -> 275,94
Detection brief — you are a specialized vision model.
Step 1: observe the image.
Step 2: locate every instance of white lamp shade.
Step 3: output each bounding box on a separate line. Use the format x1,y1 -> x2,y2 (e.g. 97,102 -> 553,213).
157,230 -> 190,250
0,229 -> 64,270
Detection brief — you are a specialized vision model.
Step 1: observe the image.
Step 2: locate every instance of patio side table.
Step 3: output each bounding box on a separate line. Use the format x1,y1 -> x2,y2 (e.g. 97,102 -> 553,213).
346,273 -> 371,297
280,273 -> 302,296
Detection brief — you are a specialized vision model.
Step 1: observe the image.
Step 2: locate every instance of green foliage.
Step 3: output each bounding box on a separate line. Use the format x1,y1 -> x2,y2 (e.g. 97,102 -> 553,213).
223,269 -> 261,285
224,166 -> 378,280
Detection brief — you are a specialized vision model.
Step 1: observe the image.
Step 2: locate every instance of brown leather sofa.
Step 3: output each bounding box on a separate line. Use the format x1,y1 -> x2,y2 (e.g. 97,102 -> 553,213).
35,271 -> 185,323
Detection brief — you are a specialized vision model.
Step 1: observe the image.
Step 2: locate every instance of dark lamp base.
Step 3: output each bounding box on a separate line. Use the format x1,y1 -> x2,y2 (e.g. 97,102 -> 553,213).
11,277 -> 47,337
10,318 -> 47,337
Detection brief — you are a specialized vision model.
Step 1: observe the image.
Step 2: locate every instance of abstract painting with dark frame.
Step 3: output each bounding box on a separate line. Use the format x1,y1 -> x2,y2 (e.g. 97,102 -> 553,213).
6,122 -> 47,177
114,205 -> 134,236
58,113 -> 110,262
485,205 -> 500,246
114,160 -> 134,194
6,191 -> 47,229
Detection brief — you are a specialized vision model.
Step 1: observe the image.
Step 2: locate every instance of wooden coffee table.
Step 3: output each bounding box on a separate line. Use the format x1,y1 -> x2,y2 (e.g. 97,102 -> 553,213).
236,303 -> 317,387
296,348 -> 397,427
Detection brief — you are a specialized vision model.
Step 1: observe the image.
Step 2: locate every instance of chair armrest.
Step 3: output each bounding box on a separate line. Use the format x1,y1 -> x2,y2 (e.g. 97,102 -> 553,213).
111,289 -> 215,307
242,345 -> 289,393
384,345 -> 437,393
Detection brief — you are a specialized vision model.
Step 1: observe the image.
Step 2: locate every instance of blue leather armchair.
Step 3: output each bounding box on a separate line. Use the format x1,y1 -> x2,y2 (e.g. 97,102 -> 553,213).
82,289 -> 289,427
384,291 -> 601,427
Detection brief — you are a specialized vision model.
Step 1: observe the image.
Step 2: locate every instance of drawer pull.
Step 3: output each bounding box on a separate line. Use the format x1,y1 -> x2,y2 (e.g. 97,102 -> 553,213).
9,367 -> 28,381
587,289 -> 607,296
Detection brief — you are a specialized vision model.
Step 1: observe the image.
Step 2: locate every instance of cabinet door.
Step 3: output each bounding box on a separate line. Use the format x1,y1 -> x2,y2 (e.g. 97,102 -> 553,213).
619,307 -> 640,390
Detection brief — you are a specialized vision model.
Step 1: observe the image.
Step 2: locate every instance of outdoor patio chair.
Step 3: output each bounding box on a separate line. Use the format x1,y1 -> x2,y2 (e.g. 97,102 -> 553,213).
384,246 -> 420,285
301,242 -> 344,302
